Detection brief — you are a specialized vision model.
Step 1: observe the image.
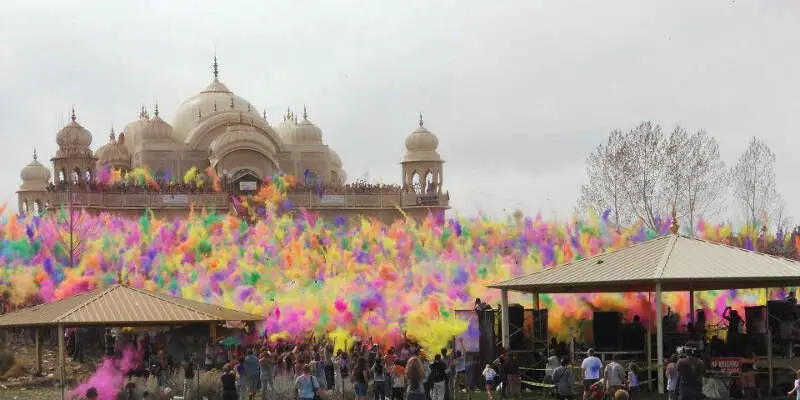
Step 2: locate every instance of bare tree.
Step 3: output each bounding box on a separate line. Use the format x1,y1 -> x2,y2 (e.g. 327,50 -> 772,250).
577,130 -> 631,230
621,122 -> 668,230
730,137 -> 780,227
772,198 -> 792,236
682,130 -> 728,236
578,122 -> 729,233
55,207 -> 100,267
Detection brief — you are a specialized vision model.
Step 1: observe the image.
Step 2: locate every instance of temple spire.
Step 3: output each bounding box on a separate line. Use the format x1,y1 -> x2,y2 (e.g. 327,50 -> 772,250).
153,102 -> 159,117
71,107 -> 76,122
33,148 -> 38,161
418,112 -> 423,127
262,109 -> 267,121
109,126 -> 116,141
303,105 -> 308,120
213,53 -> 219,80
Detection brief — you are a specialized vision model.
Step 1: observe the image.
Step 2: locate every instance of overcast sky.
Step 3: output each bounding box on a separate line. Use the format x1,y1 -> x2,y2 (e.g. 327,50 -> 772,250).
1,0 -> 798,224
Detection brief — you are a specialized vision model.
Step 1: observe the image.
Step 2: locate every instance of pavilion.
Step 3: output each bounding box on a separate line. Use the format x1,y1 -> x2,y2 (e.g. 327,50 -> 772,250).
0,284 -> 263,399
488,234 -> 800,394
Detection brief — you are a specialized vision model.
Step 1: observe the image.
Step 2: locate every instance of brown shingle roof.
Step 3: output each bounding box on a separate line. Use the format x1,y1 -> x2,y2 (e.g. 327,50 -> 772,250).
488,234 -> 800,293
0,285 -> 262,327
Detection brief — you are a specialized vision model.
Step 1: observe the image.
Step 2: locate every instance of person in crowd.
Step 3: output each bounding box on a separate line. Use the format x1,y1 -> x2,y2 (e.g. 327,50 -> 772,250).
204,342 -> 215,371
333,350 -> 346,395
739,350 -> 758,399
324,347 -> 335,391
552,358 -> 574,400
504,353 -> 521,400
235,356 -> 246,400
665,354 -> 679,400
429,354 -> 448,400
182,354 -> 195,400
788,368 -> 800,400
603,354 -> 625,397
788,290 -> 797,306
581,349 -> 602,400
260,351 -> 275,397
452,338 -> 469,398
353,357 -> 370,400
613,389 -> 629,400
244,350 -> 261,398
481,363 -> 497,400
546,351 -> 562,382
221,364 -> 239,400
295,364 -> 320,400
391,359 -> 407,400
676,348 -> 705,400
406,356 -> 427,400
722,307 -> 743,349
103,329 -> 115,357
85,387 -> 98,400
373,355 -> 389,400
625,363 -> 640,398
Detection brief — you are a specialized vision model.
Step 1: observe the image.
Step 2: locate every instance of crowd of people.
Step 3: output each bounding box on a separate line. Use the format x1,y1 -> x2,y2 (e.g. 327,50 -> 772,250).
48,180 -> 218,194
292,181 -> 404,194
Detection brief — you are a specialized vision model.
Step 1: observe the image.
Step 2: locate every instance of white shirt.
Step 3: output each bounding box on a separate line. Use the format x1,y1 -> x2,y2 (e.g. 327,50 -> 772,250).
581,356 -> 602,380
483,368 -> 497,382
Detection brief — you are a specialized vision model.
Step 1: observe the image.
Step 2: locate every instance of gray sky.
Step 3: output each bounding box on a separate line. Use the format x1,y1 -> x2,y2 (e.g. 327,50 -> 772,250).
1,0 -> 798,224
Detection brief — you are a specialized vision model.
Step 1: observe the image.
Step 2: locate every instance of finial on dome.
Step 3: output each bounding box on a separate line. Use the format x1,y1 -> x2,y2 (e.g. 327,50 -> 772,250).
263,109 -> 267,121
213,53 -> 219,80
71,107 -> 77,122
418,112 -> 423,127
153,102 -> 159,117
303,105 -> 308,120
109,126 -> 116,141
33,148 -> 38,161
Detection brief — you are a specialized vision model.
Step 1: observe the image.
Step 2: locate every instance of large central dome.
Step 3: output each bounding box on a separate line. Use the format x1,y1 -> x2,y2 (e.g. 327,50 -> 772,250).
171,58 -> 262,143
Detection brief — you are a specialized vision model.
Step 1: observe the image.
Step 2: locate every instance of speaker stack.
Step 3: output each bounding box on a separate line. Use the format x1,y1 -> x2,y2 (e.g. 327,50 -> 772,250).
593,311 -> 622,350
508,303 -> 525,350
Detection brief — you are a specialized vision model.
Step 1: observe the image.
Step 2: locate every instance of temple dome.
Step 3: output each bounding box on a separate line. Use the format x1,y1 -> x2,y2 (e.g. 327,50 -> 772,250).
141,107 -> 174,141
172,77 -> 261,143
291,108 -> 323,144
96,128 -> 131,169
19,151 -> 51,191
403,114 -> 441,162
56,110 -> 93,151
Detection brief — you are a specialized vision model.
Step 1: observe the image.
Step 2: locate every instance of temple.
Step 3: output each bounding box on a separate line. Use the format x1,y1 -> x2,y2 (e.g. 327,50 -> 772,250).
16,57 -> 449,224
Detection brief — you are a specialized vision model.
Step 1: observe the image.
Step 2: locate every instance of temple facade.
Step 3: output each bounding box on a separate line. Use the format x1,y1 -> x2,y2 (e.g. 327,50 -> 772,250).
16,58 -> 449,224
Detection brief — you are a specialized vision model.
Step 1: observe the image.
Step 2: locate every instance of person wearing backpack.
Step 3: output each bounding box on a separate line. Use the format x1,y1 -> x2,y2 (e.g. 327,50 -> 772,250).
295,364 -> 320,400
552,358 -> 574,400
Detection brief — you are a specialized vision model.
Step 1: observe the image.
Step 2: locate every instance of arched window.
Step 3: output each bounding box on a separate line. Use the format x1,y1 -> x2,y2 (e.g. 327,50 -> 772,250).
411,172 -> 422,194
21,201 -> 28,215
72,168 -> 81,184
59,169 -> 66,183
33,200 -> 41,214
424,171 -> 436,194
85,169 -> 93,183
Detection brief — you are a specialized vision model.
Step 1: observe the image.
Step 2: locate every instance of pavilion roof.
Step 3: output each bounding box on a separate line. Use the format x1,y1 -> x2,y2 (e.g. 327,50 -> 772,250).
488,234 -> 800,293
0,284 -> 262,327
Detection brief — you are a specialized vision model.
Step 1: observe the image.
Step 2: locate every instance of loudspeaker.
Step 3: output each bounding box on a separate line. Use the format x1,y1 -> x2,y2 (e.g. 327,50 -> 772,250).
745,306 -> 766,334
593,311 -> 621,350
532,309 -> 548,342
509,304 -> 525,350
768,301 -> 792,332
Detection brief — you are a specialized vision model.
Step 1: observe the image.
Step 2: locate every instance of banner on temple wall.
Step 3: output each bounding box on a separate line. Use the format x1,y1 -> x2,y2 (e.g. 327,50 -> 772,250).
320,194 -> 345,206
239,181 -> 258,191
162,194 -> 189,205
710,357 -> 741,374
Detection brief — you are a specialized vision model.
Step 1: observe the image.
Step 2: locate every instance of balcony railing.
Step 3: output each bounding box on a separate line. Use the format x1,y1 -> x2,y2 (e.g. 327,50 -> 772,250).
287,191 -> 449,209
48,192 -> 230,209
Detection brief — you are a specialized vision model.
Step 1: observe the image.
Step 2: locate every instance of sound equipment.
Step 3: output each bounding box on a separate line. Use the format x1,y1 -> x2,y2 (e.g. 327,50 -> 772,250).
532,308 -> 548,342
509,303 -> 525,350
593,311 -> 621,350
745,306 -> 766,334
767,301 -> 793,332
476,308 -> 496,371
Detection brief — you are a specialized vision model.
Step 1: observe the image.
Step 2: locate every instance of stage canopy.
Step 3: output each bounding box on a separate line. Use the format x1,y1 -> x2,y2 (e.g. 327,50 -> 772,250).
488,234 -> 800,294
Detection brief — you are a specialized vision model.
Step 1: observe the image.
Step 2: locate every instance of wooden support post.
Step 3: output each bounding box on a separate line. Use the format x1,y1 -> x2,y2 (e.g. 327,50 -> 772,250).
58,324 -> 65,400
34,328 -> 42,375
501,290 -> 510,350
656,283 -> 664,394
